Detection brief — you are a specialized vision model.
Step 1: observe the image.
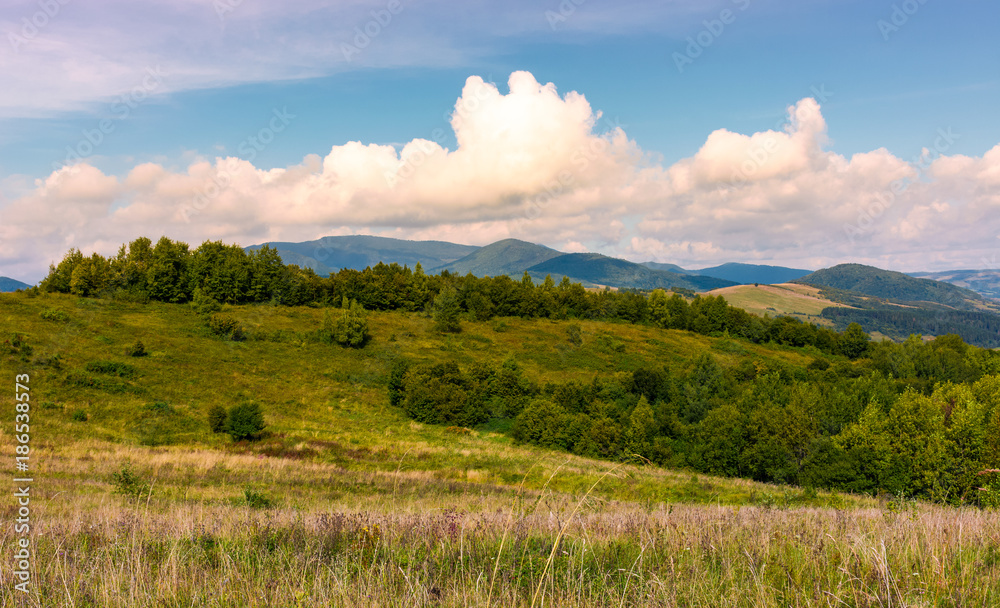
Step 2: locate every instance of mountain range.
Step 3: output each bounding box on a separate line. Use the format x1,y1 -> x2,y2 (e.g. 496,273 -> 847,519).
0,276 -> 30,292
247,236 -> 808,292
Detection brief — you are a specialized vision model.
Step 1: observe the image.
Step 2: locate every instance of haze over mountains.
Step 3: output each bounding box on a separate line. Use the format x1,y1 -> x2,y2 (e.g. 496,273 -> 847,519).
245,235 -> 1000,303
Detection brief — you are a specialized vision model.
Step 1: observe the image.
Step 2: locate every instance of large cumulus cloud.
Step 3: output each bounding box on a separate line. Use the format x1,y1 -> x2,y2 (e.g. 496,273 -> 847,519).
1,71 -> 999,281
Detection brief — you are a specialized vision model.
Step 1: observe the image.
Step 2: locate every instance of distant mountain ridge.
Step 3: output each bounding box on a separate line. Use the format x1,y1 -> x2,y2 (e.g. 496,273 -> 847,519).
908,269 -> 1000,300
693,262 -> 811,285
246,235 -> 479,275
796,263 -> 983,308
527,253 -> 735,292
0,276 -> 30,292
433,239 -> 563,277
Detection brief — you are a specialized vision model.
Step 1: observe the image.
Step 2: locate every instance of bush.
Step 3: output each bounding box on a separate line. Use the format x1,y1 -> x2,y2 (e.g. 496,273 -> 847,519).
40,308 -> 69,322
226,402 -> 266,441
243,486 -> 275,509
208,404 -> 228,433
85,360 -> 137,378
71,409 -> 88,422
124,340 -> 147,357
567,323 -> 582,346
332,299 -> 370,347
433,286 -> 461,333
191,287 -> 222,315
207,314 -> 246,341
111,461 -> 151,501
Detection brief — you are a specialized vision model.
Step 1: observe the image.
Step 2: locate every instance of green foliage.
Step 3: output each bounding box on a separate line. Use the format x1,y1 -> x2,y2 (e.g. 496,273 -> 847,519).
40,308 -> 69,322
332,300 -> 370,347
566,323 -> 582,346
110,461 -> 151,501
226,402 -> 266,441
124,340 -> 147,357
207,314 -> 246,341
208,404 -> 228,434
70,409 -> 88,422
191,287 -> 222,315
387,359 -> 411,408
85,360 -> 137,378
243,486 -> 275,509
839,322 -> 871,360
433,286 -> 461,333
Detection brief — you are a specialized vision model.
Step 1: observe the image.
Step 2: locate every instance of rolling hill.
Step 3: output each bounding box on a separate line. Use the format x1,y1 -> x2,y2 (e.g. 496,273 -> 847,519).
432,238 -> 563,276
707,283 -> 851,326
528,253 -> 735,291
0,276 -> 30,292
695,262 -> 812,285
796,263 -> 984,309
909,269 -> 1000,300
246,235 -> 478,275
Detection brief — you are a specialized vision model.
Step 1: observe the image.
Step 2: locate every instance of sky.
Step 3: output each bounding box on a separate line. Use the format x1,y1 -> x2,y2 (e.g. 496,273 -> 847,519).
1,0 -> 999,283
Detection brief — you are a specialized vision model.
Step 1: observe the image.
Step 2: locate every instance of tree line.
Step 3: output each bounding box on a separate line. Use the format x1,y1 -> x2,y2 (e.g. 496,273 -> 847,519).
42,236 -> 877,360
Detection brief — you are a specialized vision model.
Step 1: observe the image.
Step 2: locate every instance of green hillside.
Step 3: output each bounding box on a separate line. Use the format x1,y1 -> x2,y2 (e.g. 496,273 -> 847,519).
798,263 -> 983,308
433,238 -> 563,277
6,238 -> 1000,606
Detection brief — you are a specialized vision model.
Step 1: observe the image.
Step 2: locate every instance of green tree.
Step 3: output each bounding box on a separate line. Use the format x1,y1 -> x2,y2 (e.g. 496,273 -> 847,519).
333,299 -> 370,347
433,286 -> 462,333
226,402 -> 266,441
839,322 -> 871,360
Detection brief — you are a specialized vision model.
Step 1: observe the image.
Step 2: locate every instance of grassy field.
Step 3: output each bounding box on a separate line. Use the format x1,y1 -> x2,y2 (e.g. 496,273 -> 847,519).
2,291 -> 999,606
706,283 -> 851,327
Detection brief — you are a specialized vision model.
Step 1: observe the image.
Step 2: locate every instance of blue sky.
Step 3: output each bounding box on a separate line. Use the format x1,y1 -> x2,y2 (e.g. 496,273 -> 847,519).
1,0 -> 999,282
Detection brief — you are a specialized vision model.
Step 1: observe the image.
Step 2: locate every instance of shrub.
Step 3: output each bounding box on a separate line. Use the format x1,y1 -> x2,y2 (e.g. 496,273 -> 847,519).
208,404 -> 228,434
111,461 -> 151,501
40,308 -> 69,322
71,409 -> 88,422
433,286 -> 461,333
2,334 -> 33,359
124,340 -> 147,357
207,314 -> 246,341
243,486 -> 275,509
85,360 -> 137,378
332,300 -> 370,347
191,287 -> 222,315
226,402 -> 266,441
567,323 -> 583,346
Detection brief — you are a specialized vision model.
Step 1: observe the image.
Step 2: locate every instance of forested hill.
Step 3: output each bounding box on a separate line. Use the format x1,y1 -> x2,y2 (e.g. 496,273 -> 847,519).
528,253 -> 734,292
797,263 -> 983,308
0,276 -> 31,292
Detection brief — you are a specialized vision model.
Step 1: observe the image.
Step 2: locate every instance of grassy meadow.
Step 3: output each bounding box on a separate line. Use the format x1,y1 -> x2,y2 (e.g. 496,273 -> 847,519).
2,291 -> 999,606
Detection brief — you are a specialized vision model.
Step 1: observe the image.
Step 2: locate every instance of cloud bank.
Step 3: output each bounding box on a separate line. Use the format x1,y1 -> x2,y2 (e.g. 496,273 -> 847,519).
1,70 -> 999,281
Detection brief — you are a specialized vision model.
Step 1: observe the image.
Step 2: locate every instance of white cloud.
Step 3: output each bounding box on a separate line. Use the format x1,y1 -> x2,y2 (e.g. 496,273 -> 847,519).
1,71 -> 999,282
